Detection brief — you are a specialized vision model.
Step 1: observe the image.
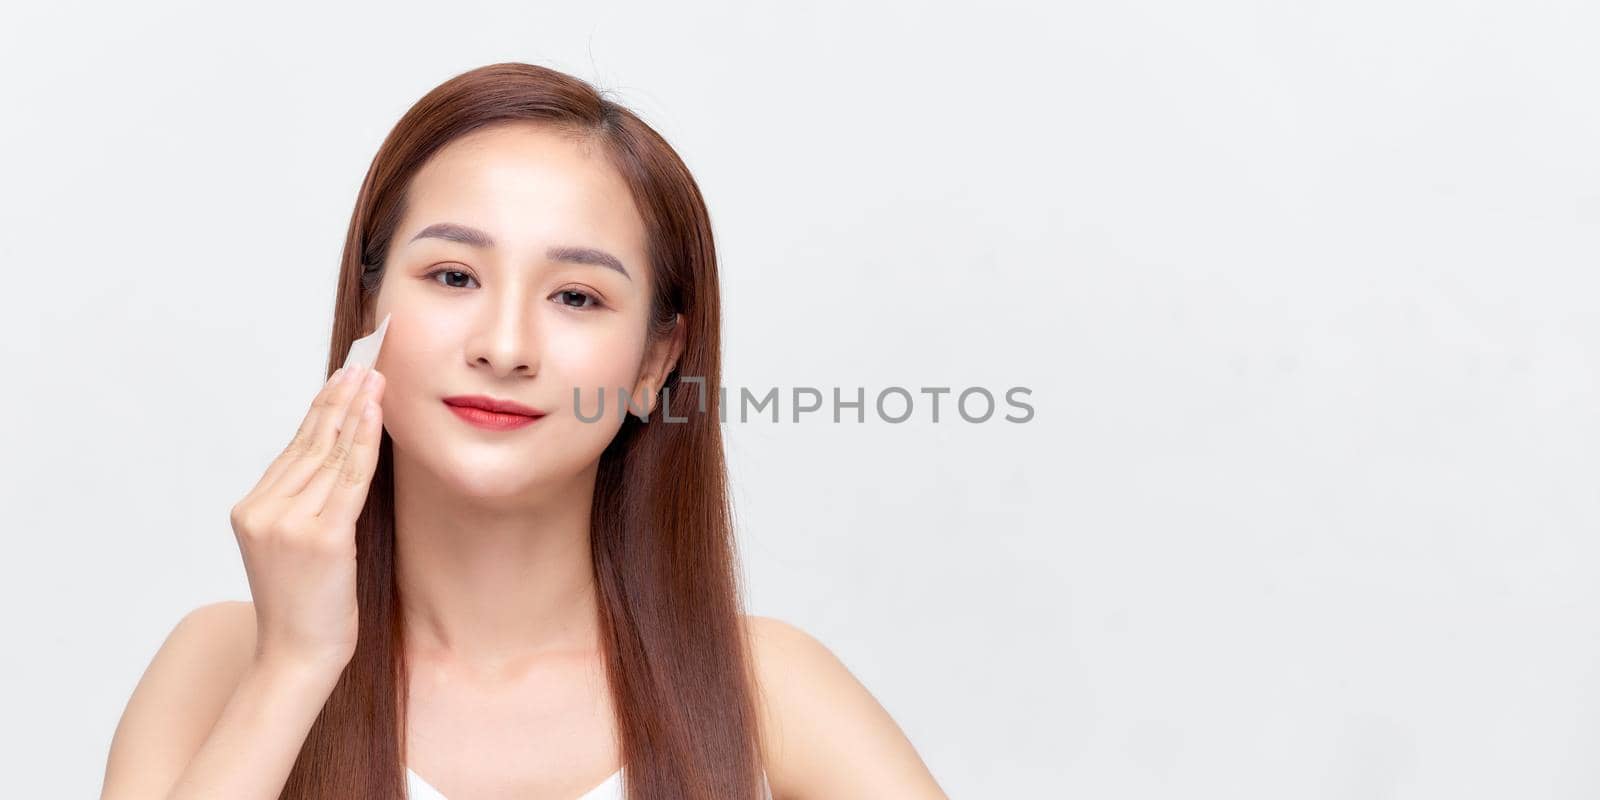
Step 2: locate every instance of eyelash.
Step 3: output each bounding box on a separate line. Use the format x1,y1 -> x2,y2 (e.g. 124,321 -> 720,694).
424,268 -> 606,311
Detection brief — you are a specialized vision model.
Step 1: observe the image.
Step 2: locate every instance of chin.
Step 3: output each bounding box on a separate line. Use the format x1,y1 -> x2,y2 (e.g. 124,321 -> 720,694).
389,409 -> 612,501
434,444 -> 559,494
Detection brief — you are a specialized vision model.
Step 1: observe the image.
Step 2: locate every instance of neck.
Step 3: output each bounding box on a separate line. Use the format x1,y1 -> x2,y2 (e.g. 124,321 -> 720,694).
392,452 -> 603,674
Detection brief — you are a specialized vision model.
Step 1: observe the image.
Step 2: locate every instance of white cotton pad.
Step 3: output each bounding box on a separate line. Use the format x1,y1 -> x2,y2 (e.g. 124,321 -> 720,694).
342,312 -> 391,370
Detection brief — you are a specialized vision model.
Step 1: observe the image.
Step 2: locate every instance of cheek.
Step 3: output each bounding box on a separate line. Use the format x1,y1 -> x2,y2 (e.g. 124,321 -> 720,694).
369,291 -> 648,404
374,325 -> 425,373
370,307 -> 461,413
543,322 -> 646,388
372,295 -> 473,363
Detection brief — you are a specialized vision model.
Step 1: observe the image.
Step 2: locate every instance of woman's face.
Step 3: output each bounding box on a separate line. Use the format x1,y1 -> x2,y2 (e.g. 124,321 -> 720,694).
365,121 -> 681,504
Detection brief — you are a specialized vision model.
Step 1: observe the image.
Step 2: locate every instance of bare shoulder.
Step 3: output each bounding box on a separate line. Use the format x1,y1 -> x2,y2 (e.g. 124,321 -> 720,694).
741,614 -> 947,800
101,601 -> 259,798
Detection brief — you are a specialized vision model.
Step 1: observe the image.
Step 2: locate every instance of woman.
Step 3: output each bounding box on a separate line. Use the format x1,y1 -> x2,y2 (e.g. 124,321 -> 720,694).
100,63 -> 948,799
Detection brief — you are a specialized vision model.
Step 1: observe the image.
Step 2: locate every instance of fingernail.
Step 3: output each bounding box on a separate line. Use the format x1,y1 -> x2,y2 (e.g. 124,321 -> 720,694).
363,369 -> 382,389
330,367 -> 346,384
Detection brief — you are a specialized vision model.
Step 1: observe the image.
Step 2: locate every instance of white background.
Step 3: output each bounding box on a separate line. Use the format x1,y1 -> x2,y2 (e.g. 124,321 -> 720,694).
2,1 -> 1597,797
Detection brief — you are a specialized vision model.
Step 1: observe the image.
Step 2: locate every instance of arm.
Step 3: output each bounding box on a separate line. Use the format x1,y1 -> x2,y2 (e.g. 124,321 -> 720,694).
99,601 -> 344,800
749,616 -> 949,800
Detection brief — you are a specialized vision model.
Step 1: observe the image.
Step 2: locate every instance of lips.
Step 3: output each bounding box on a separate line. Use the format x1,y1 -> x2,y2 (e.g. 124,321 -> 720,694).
443,395 -> 545,432
441,395 -> 545,417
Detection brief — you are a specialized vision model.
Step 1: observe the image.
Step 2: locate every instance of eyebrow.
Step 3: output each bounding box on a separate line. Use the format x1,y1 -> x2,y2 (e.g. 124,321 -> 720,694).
408,221 -> 632,280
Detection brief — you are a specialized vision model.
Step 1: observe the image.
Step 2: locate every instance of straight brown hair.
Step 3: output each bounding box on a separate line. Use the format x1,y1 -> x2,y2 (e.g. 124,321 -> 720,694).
280,62 -> 766,800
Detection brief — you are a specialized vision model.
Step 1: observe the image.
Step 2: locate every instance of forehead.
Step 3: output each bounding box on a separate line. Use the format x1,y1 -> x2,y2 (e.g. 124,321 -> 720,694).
401,121 -> 648,263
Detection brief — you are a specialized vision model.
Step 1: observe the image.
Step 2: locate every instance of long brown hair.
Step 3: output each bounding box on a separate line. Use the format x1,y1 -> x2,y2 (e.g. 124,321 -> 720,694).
281,62 -> 765,800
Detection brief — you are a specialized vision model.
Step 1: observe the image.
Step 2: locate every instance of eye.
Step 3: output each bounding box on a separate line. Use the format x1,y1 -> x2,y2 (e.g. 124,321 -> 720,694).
426,268 -> 479,289
553,288 -> 604,310
424,268 -> 604,310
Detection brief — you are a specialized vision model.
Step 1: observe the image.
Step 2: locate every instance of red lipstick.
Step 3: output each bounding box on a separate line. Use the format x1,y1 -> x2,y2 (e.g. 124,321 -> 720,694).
442,395 -> 546,431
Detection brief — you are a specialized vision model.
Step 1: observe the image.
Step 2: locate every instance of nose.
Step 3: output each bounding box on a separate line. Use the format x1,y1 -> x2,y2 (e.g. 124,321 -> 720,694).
465,290 -> 538,378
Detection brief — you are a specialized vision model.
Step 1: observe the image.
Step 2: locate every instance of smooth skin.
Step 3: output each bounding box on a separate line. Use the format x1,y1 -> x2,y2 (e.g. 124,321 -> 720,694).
100,121 -> 947,799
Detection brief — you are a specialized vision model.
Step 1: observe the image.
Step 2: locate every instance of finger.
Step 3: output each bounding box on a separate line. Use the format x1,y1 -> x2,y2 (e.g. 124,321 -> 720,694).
289,367 -> 385,514
262,364 -> 373,499
310,393 -> 385,523
244,367 -> 352,500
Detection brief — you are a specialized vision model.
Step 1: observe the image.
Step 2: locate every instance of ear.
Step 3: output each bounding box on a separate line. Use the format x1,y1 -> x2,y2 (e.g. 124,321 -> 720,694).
633,314 -> 686,417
